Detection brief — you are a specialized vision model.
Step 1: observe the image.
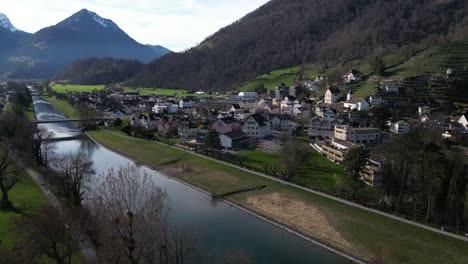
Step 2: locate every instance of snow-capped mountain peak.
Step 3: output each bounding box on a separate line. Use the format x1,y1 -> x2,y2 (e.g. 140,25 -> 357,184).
86,10 -> 109,28
0,13 -> 20,32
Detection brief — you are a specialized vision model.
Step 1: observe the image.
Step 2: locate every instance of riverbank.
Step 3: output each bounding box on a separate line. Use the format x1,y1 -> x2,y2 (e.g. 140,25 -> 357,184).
87,129 -> 468,264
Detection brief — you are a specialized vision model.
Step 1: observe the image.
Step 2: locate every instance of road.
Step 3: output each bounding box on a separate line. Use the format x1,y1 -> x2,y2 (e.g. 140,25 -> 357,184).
102,129 -> 468,243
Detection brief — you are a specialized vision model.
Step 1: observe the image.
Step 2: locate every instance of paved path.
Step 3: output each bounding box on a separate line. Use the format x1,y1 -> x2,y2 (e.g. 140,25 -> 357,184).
26,169 -> 97,262
100,129 -> 468,242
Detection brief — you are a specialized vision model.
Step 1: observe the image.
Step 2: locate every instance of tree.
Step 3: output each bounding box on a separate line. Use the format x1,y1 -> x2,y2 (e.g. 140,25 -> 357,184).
32,126 -> 55,167
205,129 -> 221,151
75,102 -> 98,130
0,142 -> 22,209
52,152 -> 95,207
368,106 -> 391,129
90,165 -> 197,263
371,56 -> 386,76
280,139 -> 307,181
16,206 -> 81,264
341,146 -> 370,199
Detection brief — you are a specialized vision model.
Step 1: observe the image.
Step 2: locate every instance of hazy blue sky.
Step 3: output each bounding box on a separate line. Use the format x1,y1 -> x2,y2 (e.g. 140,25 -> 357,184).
0,0 -> 270,51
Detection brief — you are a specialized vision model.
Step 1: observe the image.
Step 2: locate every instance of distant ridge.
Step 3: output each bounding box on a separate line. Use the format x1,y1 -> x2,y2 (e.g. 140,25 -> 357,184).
0,9 -> 171,79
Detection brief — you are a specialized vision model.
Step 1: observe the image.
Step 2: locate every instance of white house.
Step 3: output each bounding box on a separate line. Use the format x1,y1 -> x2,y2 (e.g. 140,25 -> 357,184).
238,92 -> 258,99
385,85 -> 400,93
343,70 -> 362,83
458,113 -> 468,131
390,120 -> 410,135
343,98 -> 370,111
179,99 -> 194,108
242,113 -> 271,138
418,106 -> 431,117
369,96 -> 384,105
308,117 -> 342,139
269,114 -> 291,131
324,86 -> 340,104
152,103 -> 179,114
304,80 -> 320,92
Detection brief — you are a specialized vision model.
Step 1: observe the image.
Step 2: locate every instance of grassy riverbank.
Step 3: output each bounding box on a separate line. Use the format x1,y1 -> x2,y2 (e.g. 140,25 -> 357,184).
0,174 -> 47,250
45,96 -> 78,118
87,129 -> 468,264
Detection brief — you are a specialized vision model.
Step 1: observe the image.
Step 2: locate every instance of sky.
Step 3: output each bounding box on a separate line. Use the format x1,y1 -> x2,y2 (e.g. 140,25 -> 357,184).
0,0 -> 270,51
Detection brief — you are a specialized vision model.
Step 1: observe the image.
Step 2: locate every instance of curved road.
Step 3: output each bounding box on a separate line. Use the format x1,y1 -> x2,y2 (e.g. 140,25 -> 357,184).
101,129 -> 468,243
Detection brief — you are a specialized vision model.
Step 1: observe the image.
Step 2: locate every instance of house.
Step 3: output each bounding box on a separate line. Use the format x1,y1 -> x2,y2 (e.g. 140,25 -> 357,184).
457,113 -> 468,131
304,80 -> 320,92
418,106 -> 431,117
343,91 -> 369,111
152,103 -> 179,114
334,125 -> 382,145
360,158 -> 382,187
315,106 -> 336,119
269,114 -> 291,131
385,85 -> 400,93
238,92 -> 258,100
390,120 -> 410,134
343,69 -> 362,83
274,84 -> 289,100
321,139 -> 356,162
308,117 -> 343,139
242,113 -> 271,138
179,98 -> 194,108
324,86 -> 341,104
212,117 -> 242,134
289,85 -> 303,97
230,104 -> 243,113
220,130 -> 250,150
369,96 -> 384,106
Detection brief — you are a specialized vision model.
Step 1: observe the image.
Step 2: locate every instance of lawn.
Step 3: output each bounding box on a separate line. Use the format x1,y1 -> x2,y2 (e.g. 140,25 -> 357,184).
345,80 -> 376,98
238,146 -> 344,193
0,174 -> 48,250
25,105 -> 36,121
239,64 -> 321,91
51,84 -> 106,93
86,129 -> 468,264
46,96 -> 78,119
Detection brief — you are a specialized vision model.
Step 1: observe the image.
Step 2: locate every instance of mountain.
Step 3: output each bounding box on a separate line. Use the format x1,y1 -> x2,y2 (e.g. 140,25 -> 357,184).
55,57 -> 144,85
0,13 -> 30,64
0,9 -> 171,79
146,45 -> 172,58
128,0 -> 468,91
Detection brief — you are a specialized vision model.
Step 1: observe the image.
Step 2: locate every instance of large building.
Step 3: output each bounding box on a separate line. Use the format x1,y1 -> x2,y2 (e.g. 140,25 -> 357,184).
334,125 -> 382,145
242,113 -> 271,138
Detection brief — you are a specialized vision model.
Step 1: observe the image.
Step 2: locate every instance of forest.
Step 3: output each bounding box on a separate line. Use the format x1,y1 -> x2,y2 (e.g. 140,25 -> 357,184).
127,0 -> 468,91
55,57 -> 144,85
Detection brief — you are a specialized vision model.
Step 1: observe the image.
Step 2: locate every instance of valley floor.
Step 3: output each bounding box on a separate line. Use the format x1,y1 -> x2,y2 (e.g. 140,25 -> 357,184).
87,128 -> 468,264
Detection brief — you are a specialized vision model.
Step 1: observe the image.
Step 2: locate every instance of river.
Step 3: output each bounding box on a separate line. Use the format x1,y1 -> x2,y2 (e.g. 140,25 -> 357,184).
31,93 -> 350,264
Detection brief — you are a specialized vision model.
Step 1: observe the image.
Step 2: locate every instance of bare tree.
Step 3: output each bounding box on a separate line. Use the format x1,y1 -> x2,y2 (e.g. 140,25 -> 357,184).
0,142 -> 22,209
53,152 -> 94,207
16,206 -> 81,264
32,126 -> 55,167
280,139 -> 307,181
90,165 -> 197,264
75,102 -> 99,130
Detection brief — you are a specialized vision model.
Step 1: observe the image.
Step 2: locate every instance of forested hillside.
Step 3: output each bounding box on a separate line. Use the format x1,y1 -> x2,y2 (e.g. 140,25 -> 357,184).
128,0 -> 468,91
55,57 -> 144,85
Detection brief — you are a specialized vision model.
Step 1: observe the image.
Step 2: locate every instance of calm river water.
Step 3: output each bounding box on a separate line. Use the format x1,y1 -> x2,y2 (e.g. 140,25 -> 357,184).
31,94 -> 350,264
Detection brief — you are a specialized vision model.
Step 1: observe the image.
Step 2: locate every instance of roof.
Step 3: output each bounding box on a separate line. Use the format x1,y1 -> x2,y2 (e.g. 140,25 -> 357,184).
269,114 -> 290,120
247,113 -> 268,127
222,129 -> 247,140
345,98 -> 366,104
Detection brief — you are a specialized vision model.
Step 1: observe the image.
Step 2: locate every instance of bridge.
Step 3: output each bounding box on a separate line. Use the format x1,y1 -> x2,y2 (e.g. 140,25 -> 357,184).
30,118 -> 113,124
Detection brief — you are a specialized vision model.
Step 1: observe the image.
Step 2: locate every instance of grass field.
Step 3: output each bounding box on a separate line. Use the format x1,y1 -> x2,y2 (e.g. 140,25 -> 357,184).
237,147 -> 344,193
0,174 -> 48,250
239,64 -> 321,91
46,97 -> 78,119
51,84 -> 105,93
86,129 -> 468,264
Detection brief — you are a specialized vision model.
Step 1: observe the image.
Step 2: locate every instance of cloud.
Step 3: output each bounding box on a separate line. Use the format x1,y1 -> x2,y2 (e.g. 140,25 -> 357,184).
0,0 -> 270,51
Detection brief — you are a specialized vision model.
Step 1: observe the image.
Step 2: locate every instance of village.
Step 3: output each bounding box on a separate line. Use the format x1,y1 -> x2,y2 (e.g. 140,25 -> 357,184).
46,68 -> 468,192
